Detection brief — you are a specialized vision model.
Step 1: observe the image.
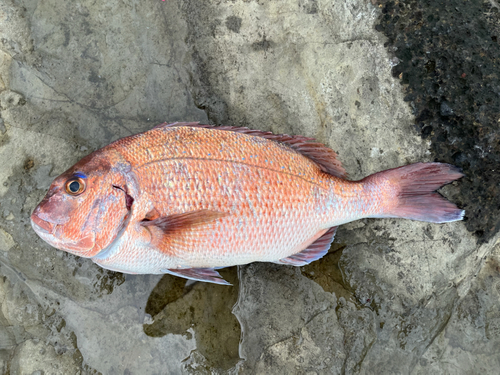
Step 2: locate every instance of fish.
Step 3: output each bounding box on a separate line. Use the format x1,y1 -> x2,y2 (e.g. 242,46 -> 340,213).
30,122 -> 464,285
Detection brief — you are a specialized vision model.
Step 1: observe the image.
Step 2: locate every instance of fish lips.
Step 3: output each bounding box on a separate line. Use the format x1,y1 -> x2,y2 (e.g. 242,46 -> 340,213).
31,212 -> 56,234
31,212 -> 96,256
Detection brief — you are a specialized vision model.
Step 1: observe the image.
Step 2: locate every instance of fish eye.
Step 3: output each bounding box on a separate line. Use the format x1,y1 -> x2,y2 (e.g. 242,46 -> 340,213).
65,177 -> 86,195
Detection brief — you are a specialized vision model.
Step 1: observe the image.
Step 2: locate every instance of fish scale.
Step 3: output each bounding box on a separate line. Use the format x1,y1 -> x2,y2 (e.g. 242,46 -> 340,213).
31,122 -> 465,285
90,127 -> 373,271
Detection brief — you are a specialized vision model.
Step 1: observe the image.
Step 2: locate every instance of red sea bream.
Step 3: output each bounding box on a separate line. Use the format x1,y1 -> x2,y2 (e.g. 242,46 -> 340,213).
31,122 -> 464,284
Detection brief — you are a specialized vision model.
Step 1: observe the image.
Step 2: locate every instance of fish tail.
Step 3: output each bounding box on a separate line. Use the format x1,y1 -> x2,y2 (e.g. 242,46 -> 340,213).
365,162 -> 464,223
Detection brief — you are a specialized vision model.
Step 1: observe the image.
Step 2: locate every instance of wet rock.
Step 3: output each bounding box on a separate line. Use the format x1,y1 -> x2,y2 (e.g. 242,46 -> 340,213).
0,275 -> 90,374
439,101 -> 454,117
225,16 -> 242,34
234,264 -> 345,374
0,0 -> 498,373
376,0 -> 500,243
144,270 -> 241,371
0,90 -> 25,110
412,243 -> 500,374
0,1 -> 33,60
0,228 -> 16,252
180,1 -> 495,372
10,339 -> 79,375
0,0 -> 206,301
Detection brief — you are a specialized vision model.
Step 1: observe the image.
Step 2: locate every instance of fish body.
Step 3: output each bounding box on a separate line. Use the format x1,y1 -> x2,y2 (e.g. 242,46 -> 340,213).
31,122 -> 464,284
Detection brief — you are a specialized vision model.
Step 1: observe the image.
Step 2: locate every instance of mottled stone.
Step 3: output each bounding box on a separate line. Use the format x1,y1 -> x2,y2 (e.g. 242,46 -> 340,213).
235,264 -> 345,374
0,0 -> 498,373
10,339 -> 79,375
376,0 -> 500,243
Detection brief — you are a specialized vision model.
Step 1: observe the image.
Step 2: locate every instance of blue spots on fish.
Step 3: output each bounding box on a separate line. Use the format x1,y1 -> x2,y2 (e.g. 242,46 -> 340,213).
74,172 -> 87,179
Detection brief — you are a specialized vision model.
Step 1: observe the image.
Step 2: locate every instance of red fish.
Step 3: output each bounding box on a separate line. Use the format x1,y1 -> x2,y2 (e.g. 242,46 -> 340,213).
31,122 -> 464,284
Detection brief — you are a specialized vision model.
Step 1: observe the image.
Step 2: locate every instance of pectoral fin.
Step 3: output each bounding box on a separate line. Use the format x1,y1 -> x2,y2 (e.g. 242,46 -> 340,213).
140,209 -> 229,256
161,268 -> 231,285
275,226 -> 338,266
141,209 -> 229,236
141,209 -> 229,235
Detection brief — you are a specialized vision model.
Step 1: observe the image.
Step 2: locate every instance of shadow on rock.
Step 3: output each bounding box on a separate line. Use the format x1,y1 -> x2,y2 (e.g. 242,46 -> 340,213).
301,242 -> 356,304
143,267 -> 241,371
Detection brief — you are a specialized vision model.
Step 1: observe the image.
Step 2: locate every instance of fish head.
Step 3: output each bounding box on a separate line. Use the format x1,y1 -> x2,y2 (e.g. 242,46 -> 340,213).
31,149 -> 132,258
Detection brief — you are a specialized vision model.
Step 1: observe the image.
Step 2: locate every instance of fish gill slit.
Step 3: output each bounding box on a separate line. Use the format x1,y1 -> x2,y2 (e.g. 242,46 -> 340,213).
113,185 -> 134,210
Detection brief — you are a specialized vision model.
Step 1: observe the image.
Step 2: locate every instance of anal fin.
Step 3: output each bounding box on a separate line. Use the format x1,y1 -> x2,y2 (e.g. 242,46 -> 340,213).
161,268 -> 231,285
275,226 -> 338,266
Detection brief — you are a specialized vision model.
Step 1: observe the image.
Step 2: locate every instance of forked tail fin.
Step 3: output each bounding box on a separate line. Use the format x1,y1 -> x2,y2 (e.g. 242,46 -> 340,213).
365,162 -> 464,223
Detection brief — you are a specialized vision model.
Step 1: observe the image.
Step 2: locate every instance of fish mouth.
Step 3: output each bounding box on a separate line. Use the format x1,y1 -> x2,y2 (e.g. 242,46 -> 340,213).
31,213 -> 96,256
31,213 -> 57,235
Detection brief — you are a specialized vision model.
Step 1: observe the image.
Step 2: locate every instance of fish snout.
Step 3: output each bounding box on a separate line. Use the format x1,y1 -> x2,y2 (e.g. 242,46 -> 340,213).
31,212 -> 56,234
30,210 -> 97,256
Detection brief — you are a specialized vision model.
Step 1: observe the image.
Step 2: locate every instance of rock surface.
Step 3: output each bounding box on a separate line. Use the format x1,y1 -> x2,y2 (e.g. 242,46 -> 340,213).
0,0 -> 498,374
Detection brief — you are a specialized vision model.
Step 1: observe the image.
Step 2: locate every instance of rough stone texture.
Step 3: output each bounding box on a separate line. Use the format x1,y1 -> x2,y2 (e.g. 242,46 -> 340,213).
0,0 -> 499,374
412,244 -> 500,374
144,269 -> 241,372
10,339 -> 80,375
235,264 -> 345,374
376,0 -> 500,243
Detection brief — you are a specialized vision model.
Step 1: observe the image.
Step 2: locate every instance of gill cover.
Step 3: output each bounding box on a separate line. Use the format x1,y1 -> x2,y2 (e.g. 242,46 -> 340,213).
31,149 -> 133,257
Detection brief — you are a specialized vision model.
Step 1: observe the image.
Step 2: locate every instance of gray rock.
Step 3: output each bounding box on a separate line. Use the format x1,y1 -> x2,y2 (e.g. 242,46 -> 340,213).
0,0 -> 498,374
10,339 -> 79,375
234,264 -> 345,374
440,101 -> 454,117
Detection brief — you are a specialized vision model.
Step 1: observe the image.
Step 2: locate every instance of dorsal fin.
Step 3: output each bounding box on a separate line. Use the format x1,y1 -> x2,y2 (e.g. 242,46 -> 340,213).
154,122 -> 346,178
